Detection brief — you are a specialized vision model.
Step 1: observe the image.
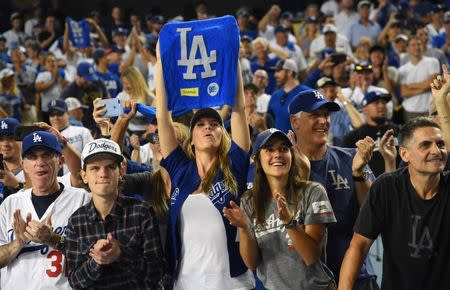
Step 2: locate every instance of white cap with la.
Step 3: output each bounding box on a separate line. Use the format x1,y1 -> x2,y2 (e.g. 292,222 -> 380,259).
81,138 -> 123,167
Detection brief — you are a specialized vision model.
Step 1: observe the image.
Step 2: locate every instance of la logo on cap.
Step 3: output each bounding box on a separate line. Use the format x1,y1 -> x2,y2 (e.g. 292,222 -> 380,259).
314,90 -> 325,100
0,121 -> 7,130
33,132 -> 42,143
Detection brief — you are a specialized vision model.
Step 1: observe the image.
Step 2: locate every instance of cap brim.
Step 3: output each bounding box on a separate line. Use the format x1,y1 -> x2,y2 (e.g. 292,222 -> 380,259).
83,74 -> 98,82
83,152 -> 123,167
309,100 -> 341,112
190,108 -> 223,130
253,131 -> 293,156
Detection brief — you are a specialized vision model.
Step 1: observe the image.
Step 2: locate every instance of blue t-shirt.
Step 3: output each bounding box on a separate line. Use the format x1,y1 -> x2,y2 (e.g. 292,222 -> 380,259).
309,145 -> 376,283
267,84 -> 311,133
161,141 -> 249,277
96,70 -> 122,98
250,56 -> 279,95
0,93 -> 22,120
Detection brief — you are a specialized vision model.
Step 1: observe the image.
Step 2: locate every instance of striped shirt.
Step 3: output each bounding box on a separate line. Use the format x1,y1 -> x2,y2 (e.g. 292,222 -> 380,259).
65,194 -> 166,290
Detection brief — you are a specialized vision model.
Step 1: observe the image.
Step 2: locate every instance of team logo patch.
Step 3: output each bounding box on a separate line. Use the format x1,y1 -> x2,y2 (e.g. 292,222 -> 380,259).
0,121 -> 7,130
207,82 -> 219,96
33,133 -> 42,143
312,201 -> 333,216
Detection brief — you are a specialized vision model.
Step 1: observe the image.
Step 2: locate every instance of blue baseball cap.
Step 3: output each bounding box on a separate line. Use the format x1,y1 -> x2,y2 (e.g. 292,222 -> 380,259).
320,47 -> 336,60
112,27 -> 128,36
362,91 -> 391,107
252,128 -> 292,156
0,118 -> 20,136
22,131 -> 62,157
288,89 -> 340,115
77,62 -> 98,82
48,99 -> 68,112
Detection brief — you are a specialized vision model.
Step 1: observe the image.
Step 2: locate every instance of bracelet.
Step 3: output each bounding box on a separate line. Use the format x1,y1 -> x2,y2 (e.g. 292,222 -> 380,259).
283,217 -> 298,229
53,234 -> 66,251
352,171 -> 368,182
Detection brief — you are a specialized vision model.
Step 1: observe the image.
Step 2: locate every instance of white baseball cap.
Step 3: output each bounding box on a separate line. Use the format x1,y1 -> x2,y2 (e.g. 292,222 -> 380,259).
322,24 -> 337,34
81,138 -> 123,167
65,97 -> 88,111
0,68 -> 15,80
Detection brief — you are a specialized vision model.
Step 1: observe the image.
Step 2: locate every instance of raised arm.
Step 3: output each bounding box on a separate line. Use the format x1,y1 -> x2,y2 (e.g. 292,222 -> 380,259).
155,43 -> 178,158
430,64 -> 450,150
352,137 -> 375,206
231,61 -> 251,152
336,87 -> 364,128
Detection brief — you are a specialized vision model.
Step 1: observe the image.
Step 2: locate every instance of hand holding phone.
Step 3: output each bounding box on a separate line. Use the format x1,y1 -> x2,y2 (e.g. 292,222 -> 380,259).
98,98 -> 124,118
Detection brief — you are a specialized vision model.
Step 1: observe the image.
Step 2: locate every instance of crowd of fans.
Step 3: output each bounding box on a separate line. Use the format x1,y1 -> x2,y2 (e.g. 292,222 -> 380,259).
0,0 -> 450,289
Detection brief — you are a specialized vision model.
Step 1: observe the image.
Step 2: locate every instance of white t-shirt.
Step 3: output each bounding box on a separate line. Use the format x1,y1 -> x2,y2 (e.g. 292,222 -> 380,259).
35,71 -> 63,112
335,11 -> 359,36
259,24 -> 297,44
256,93 -> 271,114
3,30 -> 26,50
60,125 -> 93,154
309,34 -> 354,60
147,61 -> 156,91
0,186 -> 91,290
174,194 -> 254,290
139,143 -> 154,166
398,56 -> 440,113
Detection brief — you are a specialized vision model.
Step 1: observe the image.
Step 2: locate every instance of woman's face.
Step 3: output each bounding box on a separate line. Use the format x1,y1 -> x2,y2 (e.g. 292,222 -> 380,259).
122,77 -> 132,94
259,138 -> 292,179
45,56 -> 56,71
191,118 -> 223,152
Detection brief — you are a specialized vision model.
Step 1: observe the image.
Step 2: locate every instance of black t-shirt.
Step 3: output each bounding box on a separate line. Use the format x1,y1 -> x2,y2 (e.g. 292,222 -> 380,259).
355,168 -> 450,290
342,122 -> 400,177
31,183 -> 64,219
60,81 -> 109,128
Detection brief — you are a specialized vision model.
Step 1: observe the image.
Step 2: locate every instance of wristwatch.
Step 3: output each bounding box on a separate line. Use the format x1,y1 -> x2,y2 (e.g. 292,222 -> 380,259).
352,171 -> 368,182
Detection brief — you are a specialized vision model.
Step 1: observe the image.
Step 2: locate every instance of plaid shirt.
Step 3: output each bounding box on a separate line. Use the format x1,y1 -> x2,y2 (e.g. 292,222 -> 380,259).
65,194 -> 166,290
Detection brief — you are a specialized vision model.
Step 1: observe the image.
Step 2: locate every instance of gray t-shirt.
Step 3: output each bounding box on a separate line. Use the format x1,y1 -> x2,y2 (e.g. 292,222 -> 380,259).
241,182 -> 337,290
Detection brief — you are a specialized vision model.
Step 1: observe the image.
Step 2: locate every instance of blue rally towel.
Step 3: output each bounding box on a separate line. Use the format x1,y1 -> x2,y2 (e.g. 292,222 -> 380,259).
159,15 -> 240,111
125,104 -> 192,122
66,17 -> 91,48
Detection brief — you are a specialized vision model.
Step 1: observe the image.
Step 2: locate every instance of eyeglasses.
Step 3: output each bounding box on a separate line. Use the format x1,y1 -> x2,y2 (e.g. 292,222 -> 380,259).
254,75 -> 267,80
148,132 -> 159,144
49,110 -> 65,117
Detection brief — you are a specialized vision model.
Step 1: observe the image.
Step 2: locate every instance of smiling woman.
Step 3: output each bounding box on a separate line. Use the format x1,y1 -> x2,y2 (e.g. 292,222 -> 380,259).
223,128 -> 337,290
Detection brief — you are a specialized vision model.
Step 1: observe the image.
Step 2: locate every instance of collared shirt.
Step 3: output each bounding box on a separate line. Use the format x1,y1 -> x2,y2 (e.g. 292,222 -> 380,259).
65,194 -> 166,290
347,20 -> 381,47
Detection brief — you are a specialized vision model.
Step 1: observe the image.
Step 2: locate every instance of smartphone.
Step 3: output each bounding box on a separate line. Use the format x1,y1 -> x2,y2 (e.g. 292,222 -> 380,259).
331,53 -> 347,65
14,126 -> 42,141
98,98 -> 124,118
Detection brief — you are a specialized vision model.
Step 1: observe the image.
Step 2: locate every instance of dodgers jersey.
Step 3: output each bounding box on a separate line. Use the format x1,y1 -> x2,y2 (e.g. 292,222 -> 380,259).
0,186 -> 91,290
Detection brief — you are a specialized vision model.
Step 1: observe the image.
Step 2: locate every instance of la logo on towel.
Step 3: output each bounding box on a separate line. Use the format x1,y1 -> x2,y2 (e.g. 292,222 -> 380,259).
177,27 -> 217,80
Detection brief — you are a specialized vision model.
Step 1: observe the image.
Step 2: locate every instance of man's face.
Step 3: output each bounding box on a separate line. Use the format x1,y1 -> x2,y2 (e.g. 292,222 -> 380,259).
244,89 -> 257,109
252,71 -> 268,89
324,32 -> 336,47
0,135 -> 21,162
395,39 -> 407,53
400,127 -> 448,175
370,50 -> 384,66
362,99 -> 388,121
275,31 -> 288,46
12,19 -> 22,30
49,110 -> 69,131
274,69 -> 289,86
319,85 -> 337,102
113,34 -> 126,47
23,148 -> 62,190
416,28 -> 429,46
81,156 -> 122,196
407,38 -> 423,58
358,5 -> 370,19
253,42 -> 268,58
291,107 -> 330,147
68,108 -> 84,121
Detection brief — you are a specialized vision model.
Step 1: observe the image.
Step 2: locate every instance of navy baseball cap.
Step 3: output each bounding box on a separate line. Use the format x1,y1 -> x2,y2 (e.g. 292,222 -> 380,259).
151,15 -> 165,24
93,48 -> 112,64
48,99 -> 68,112
190,108 -> 223,131
22,131 -> 62,157
77,62 -> 98,82
252,128 -> 292,156
320,47 -> 336,60
274,25 -> 289,34
433,4 -> 447,13
288,89 -> 340,115
0,118 -> 20,136
362,91 -> 391,107
112,27 -> 128,36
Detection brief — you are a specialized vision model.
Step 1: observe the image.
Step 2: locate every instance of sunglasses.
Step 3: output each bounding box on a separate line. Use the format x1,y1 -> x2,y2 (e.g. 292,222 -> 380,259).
49,110 -> 65,117
148,132 -> 159,144
355,64 -> 373,72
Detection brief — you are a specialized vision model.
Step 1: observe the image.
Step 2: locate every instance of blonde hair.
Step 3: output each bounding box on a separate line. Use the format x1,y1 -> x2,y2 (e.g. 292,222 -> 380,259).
183,126 -> 237,196
252,37 -> 269,50
121,67 -> 153,104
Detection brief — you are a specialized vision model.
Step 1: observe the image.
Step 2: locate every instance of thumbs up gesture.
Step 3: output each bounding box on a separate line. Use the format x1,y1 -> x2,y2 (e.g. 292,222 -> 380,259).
24,213 -> 55,245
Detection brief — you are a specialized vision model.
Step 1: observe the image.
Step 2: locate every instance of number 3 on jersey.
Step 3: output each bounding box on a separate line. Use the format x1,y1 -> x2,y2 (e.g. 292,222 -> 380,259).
46,250 -> 67,277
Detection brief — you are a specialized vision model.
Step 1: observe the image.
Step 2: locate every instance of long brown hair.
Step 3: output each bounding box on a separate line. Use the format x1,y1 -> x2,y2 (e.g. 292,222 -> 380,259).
246,145 -> 309,227
145,168 -> 169,216
183,126 -> 237,196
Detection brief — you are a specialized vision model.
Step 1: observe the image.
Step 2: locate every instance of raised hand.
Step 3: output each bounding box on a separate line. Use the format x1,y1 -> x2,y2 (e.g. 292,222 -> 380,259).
431,64 -> 450,106
13,209 -> 32,246
0,162 -> 21,189
24,213 -> 53,244
89,233 -> 122,265
223,200 -> 249,229
274,191 -> 293,224
379,129 -> 397,161
352,136 -> 375,175
130,134 -> 140,150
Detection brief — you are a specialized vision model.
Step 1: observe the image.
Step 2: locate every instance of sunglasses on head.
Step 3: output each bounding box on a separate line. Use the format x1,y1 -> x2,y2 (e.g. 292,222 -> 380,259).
355,65 -> 373,72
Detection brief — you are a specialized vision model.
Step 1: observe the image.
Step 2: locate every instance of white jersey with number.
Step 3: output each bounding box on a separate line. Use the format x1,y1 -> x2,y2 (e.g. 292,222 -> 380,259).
0,186 -> 91,290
